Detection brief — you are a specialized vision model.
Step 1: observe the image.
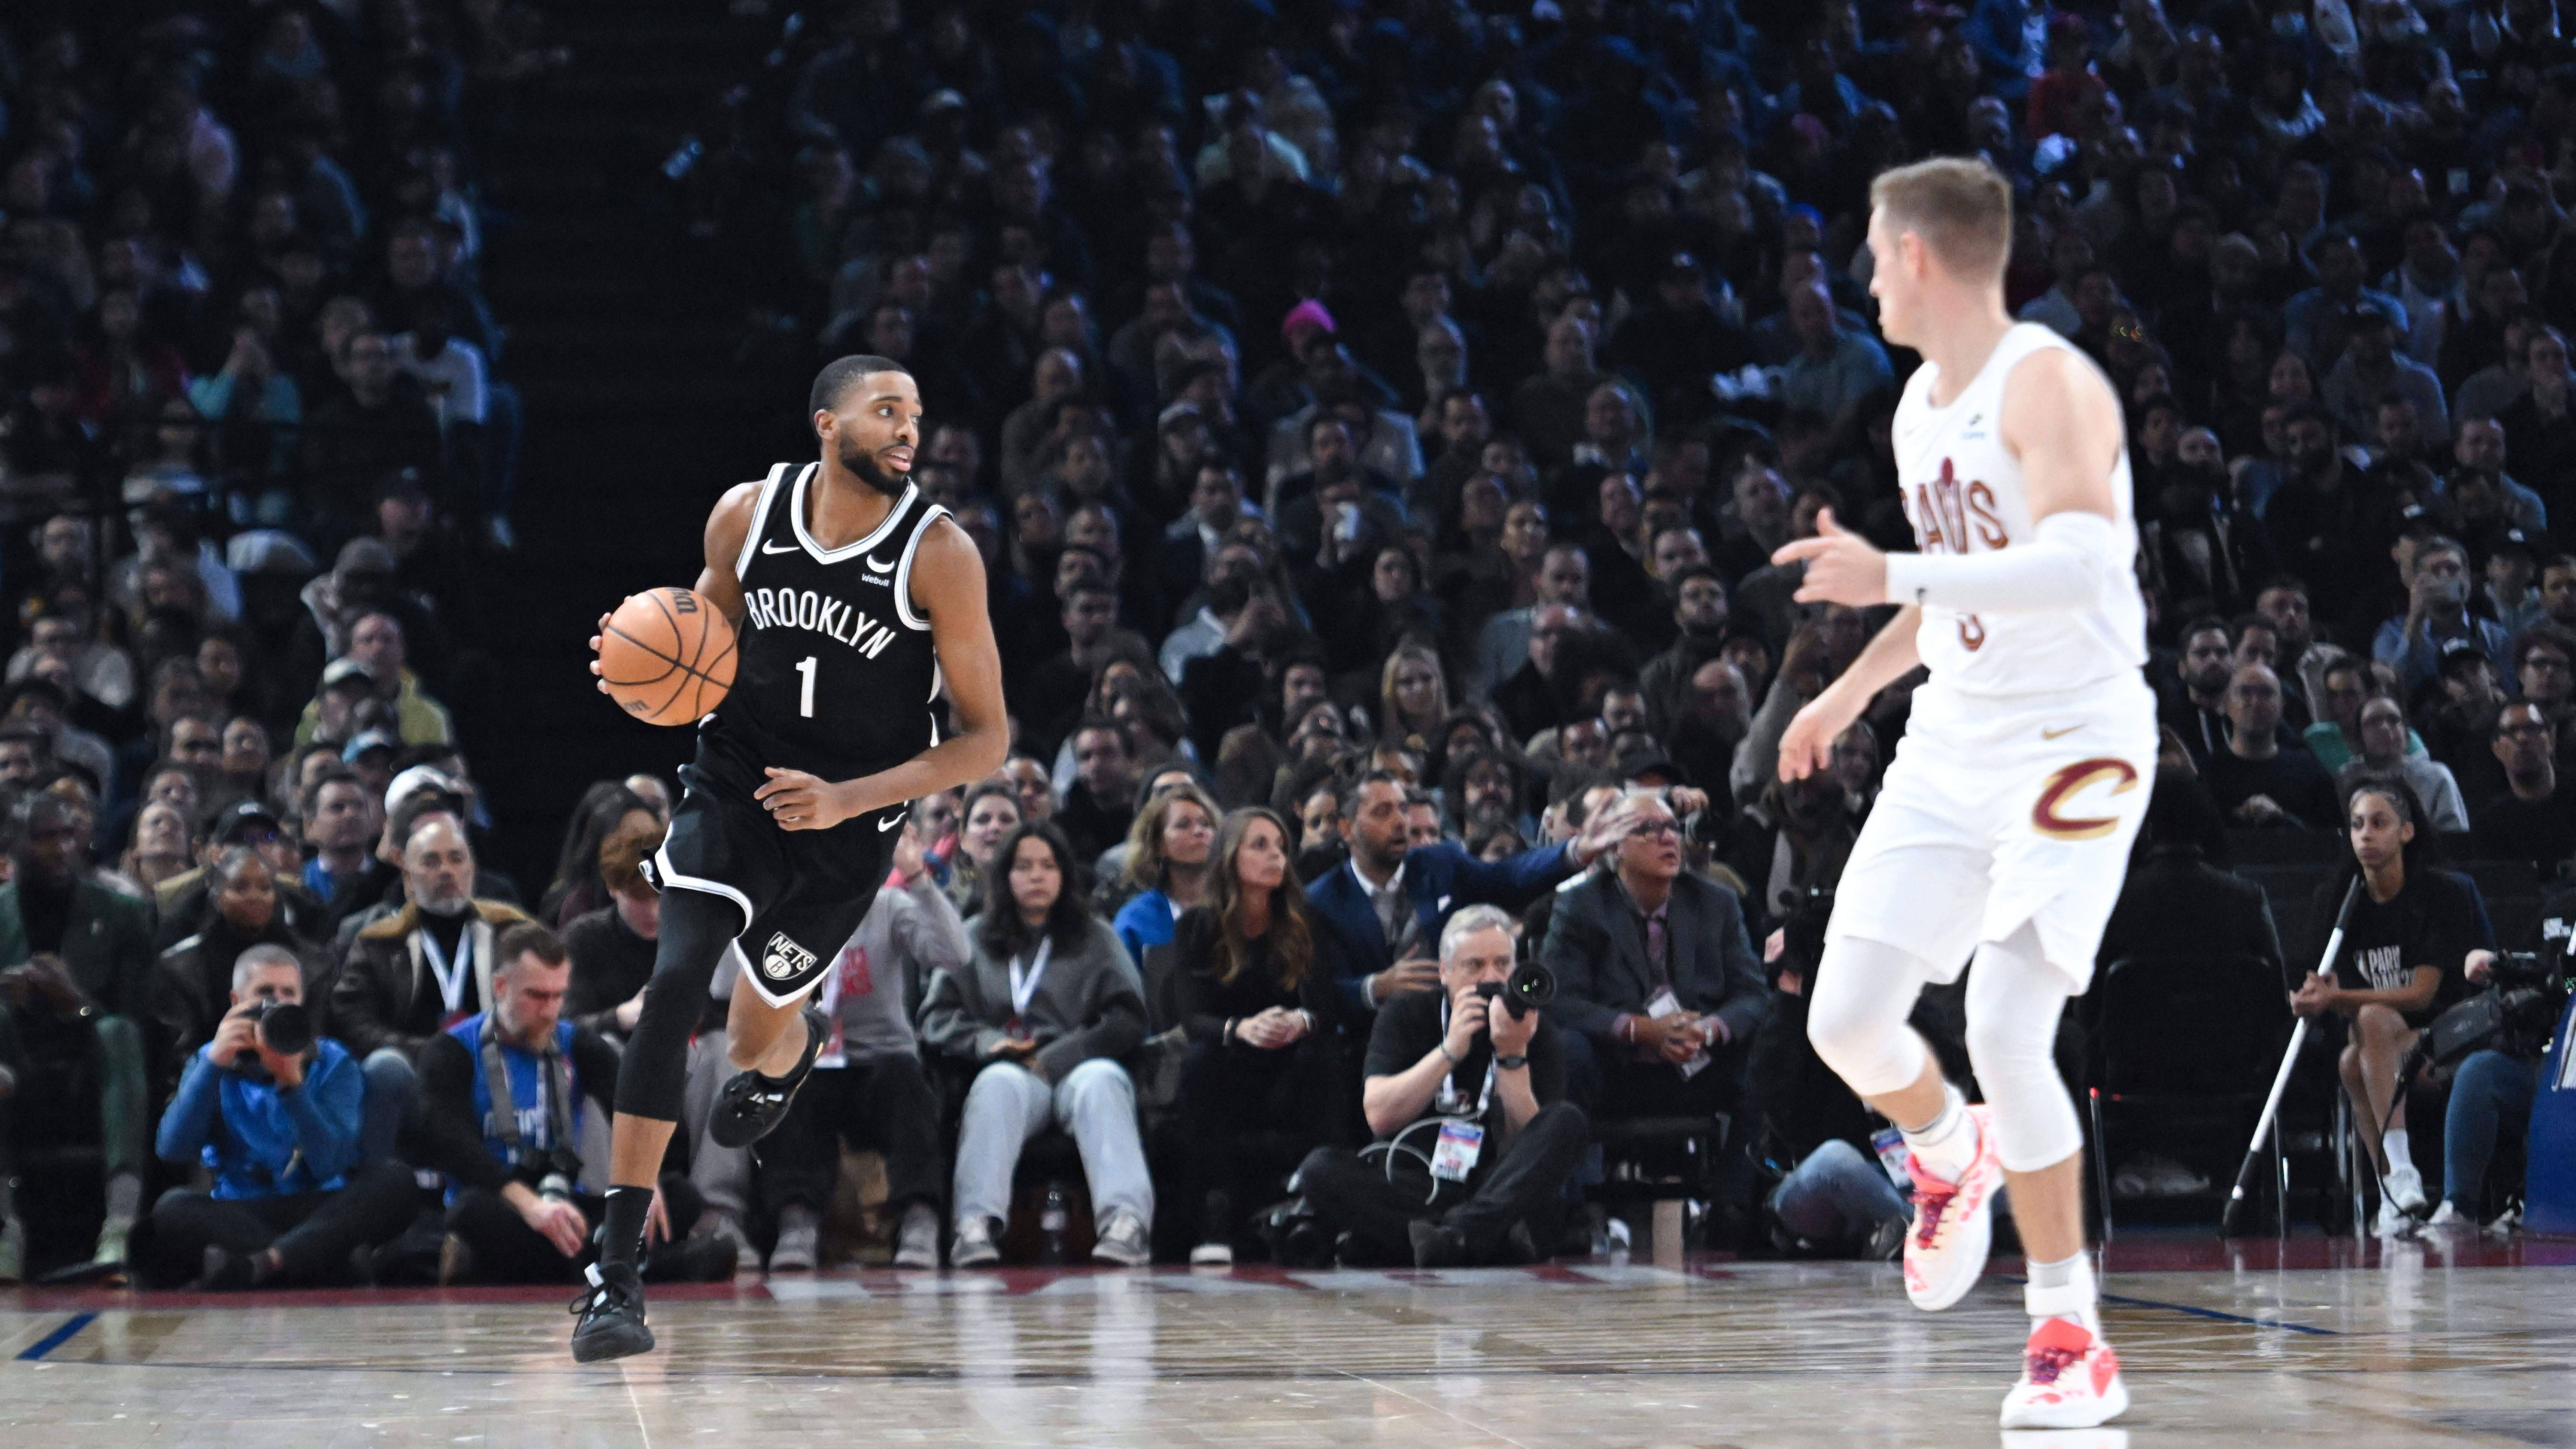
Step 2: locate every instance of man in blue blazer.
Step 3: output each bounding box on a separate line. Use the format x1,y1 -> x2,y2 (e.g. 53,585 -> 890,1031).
1312,770 -> 1631,1018
1539,792 -> 1768,1120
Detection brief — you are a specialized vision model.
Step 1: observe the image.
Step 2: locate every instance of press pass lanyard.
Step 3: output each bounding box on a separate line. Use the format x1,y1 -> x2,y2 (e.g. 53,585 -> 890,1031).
1007,939 -> 1053,1032
422,923 -> 475,1015
1433,996 -> 1498,1119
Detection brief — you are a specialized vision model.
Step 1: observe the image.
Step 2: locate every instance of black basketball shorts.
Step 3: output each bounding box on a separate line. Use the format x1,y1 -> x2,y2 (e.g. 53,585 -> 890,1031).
646,762 -> 906,1006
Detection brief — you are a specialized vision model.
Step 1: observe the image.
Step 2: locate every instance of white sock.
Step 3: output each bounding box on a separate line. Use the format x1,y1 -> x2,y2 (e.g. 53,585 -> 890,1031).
2382,1128 -> 2413,1176
2025,1253 -> 2101,1337
1899,1085 -> 1978,1185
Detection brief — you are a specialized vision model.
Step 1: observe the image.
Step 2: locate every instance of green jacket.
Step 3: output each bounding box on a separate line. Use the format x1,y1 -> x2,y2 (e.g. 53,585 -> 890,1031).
0,878 -> 160,1015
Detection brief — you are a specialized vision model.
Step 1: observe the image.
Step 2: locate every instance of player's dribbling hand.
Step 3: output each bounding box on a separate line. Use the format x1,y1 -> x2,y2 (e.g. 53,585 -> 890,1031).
1776,692 -> 1858,783
1773,508 -> 1889,607
755,767 -> 857,830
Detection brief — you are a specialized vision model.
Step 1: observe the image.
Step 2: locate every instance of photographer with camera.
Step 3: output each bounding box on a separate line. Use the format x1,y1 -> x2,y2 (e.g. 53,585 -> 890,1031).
2426,910 -> 2574,1234
145,945 -> 416,1288
1295,906 -> 1589,1267
416,923 -> 736,1284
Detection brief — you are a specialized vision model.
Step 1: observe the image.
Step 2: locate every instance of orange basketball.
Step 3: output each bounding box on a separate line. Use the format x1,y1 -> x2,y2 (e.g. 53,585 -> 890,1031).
598,588 -> 737,726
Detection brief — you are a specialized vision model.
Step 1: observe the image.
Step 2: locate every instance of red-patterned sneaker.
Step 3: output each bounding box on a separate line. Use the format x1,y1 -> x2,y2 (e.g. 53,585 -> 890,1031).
1902,1104 -> 2001,1311
2000,1317 -> 2129,1430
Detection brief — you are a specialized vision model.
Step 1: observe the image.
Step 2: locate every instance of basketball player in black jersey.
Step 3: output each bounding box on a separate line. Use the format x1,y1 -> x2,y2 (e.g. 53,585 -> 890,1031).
571,356 -> 1007,1362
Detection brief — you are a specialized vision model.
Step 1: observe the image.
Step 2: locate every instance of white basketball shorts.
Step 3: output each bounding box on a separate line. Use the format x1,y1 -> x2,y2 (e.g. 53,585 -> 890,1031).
1825,672 -> 2158,992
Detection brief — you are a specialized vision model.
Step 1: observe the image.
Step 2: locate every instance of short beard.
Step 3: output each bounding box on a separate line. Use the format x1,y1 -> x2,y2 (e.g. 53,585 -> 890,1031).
419,892 -> 472,918
838,438 -> 907,496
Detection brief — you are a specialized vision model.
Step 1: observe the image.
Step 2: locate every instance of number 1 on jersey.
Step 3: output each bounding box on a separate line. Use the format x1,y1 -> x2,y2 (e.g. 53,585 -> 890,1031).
795,655 -> 817,717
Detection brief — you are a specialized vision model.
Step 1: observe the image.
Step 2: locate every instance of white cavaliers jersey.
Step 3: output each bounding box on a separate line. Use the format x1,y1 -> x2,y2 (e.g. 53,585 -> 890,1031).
1891,322 -> 2147,698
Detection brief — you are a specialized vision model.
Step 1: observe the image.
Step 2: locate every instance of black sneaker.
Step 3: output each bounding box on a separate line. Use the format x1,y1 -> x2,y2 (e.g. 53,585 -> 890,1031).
569,1261 -> 654,1363
645,1231 -> 741,1283
1408,1218 -> 1470,1269
706,1008 -> 830,1148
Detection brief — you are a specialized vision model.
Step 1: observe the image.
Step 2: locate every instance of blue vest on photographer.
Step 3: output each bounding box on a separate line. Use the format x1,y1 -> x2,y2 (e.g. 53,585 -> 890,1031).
443,1012 -> 583,1204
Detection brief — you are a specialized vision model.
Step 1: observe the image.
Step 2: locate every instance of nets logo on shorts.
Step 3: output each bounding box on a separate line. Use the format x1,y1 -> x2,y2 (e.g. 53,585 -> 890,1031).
761,932 -> 819,981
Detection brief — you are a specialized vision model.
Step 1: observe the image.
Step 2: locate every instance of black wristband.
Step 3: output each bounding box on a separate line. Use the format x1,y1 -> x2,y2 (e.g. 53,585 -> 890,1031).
1494,1053 -> 1530,1070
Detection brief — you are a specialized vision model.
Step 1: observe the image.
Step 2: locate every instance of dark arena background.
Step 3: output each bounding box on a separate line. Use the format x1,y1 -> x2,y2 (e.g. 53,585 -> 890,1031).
0,0 -> 2572,1443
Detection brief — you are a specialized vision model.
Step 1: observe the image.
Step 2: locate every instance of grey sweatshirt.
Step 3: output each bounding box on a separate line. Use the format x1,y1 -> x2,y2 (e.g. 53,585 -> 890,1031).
919,916 -> 1147,1082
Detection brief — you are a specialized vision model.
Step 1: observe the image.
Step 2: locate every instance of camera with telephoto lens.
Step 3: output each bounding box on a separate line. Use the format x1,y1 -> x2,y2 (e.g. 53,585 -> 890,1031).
1476,936 -> 1557,1019
232,1000 -> 312,1067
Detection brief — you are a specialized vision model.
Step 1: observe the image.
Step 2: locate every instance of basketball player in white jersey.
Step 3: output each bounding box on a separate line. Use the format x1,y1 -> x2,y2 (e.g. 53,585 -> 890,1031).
1771,157 -> 2153,1430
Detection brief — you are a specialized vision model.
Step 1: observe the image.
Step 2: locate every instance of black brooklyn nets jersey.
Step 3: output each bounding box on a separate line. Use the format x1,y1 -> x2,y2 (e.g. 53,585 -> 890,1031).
699,462 -> 945,787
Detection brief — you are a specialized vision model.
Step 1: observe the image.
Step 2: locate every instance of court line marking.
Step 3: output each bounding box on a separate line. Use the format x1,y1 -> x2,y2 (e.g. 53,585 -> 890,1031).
2099,1291 -> 2338,1336
14,1313 -> 97,1361
622,1367 -> 655,1449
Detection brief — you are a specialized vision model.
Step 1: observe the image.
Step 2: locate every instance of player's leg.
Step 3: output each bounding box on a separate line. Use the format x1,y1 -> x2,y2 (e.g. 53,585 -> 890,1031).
1806,931 -> 2002,1311
1965,923 -> 2127,1430
574,886 -> 743,1362
725,974 -> 814,1074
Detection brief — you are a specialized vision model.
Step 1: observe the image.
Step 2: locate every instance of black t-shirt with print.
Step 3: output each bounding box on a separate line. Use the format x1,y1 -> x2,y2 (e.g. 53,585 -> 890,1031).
2313,869 -> 2489,1027
1362,988 -> 1566,1142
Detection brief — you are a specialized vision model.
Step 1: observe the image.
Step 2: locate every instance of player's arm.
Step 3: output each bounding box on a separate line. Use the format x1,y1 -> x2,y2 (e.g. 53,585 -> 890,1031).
1777,348 -> 2121,613
757,519 -> 1012,830
1776,606 -> 1921,782
587,481 -> 760,695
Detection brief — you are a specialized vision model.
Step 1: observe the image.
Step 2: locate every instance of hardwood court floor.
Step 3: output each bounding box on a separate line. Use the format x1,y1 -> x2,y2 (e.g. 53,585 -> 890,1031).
4,1236 -> 2571,1447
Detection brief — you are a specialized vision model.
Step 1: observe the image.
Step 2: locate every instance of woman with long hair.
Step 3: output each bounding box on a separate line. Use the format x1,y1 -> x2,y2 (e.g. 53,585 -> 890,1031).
1110,782 -> 1220,966
945,779 -> 1024,915
921,823 -> 1155,1267
1169,806 -> 1342,1264
2292,779 -> 2485,1234
539,783 -> 657,926
1376,642 -> 1452,754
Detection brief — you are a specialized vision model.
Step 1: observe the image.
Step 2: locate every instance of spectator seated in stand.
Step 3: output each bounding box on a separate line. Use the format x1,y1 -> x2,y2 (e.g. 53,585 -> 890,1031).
2201,664 -> 2342,830
2337,695 -> 2472,836
1542,790 -> 1768,1127
920,823 -> 1153,1269
2475,703 -> 2576,866
0,792 -> 156,1277
1166,807 -> 1342,1265
415,925 -> 736,1285
144,946 -> 415,1289
1308,769 -> 1628,1023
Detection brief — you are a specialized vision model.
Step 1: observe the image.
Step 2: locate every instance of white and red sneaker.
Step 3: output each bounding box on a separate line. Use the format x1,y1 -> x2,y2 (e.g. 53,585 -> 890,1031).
2000,1317 -> 2129,1430
1902,1104 -> 2001,1311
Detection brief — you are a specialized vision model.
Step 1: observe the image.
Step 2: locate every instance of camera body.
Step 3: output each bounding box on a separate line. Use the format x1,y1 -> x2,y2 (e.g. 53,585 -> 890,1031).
231,1000 -> 313,1068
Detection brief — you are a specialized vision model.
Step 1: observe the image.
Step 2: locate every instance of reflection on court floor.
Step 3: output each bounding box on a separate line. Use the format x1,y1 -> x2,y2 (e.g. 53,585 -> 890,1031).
4,1240 -> 2571,1447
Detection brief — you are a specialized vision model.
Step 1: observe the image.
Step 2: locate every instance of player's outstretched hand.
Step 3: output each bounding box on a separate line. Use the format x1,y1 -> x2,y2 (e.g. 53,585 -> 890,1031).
1774,508 -> 1889,607
588,612 -> 610,695
755,767 -> 856,831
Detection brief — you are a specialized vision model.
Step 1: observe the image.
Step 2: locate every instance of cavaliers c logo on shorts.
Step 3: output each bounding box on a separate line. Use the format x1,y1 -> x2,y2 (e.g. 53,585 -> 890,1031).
762,931 -> 819,981
2030,759 -> 2141,841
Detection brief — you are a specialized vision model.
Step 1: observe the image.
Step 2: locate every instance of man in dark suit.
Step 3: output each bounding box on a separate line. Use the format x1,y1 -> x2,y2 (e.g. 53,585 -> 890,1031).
1309,770 -> 1630,1021
1540,792 -> 1768,1121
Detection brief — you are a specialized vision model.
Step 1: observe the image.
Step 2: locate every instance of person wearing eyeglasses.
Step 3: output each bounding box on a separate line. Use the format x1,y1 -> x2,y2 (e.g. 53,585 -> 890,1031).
2473,702 -> 2576,863
1539,791 -> 1768,1130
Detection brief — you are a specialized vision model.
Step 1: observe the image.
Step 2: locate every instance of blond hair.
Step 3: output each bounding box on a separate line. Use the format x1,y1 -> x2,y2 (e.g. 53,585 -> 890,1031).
1870,156 -> 2013,282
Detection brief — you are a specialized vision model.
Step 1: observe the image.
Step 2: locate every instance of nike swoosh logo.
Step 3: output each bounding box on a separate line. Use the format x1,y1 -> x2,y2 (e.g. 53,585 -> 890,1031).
877,814 -> 905,832
865,555 -> 895,573
760,539 -> 799,554
2041,725 -> 2082,740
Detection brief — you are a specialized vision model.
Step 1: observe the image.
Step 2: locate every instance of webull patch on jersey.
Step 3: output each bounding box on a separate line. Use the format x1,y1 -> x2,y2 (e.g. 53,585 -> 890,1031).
762,932 -> 820,981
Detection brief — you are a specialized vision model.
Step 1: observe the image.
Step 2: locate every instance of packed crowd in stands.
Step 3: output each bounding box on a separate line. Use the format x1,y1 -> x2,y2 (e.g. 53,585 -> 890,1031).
5,0 -> 2573,1286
